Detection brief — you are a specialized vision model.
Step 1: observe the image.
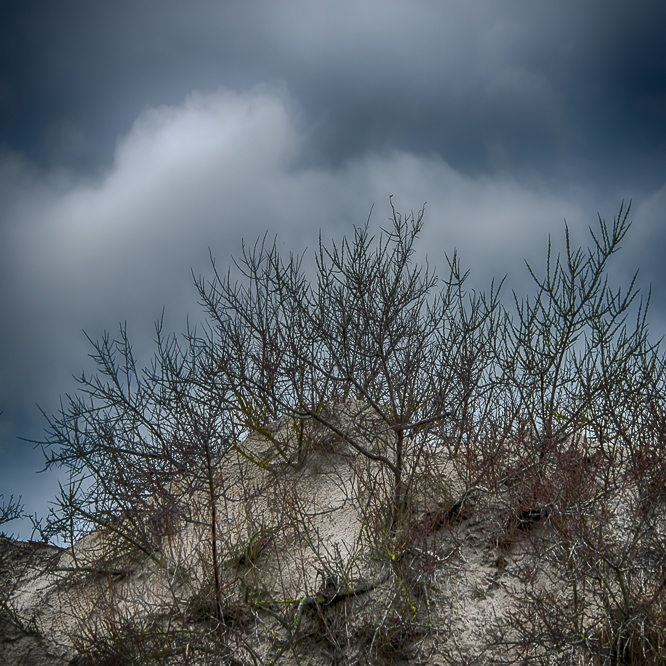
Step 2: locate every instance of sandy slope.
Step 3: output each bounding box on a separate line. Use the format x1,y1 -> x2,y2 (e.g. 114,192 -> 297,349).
1,404 -> 655,664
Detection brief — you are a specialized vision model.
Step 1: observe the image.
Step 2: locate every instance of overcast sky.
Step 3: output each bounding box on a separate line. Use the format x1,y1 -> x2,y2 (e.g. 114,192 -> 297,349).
1,0 -> 665,539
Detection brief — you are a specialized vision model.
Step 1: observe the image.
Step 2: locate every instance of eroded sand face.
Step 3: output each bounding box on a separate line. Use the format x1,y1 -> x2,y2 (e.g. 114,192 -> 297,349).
1,404 -> 656,664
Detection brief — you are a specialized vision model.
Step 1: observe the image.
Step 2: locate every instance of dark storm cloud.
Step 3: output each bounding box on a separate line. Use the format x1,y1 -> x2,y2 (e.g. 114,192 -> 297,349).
0,1 -> 664,538
2,1 -> 665,189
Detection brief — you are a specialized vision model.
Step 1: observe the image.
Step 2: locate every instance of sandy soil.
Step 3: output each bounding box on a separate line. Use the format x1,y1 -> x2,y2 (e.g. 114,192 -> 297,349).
1,403 -> 653,665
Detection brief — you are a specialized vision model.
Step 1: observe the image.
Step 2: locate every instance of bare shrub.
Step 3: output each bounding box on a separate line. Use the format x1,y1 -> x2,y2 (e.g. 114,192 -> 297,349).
16,200 -> 666,664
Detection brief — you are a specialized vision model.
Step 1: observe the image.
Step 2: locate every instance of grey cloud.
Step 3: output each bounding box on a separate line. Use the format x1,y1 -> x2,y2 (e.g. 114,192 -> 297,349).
2,1 -> 665,191
0,2 -> 664,538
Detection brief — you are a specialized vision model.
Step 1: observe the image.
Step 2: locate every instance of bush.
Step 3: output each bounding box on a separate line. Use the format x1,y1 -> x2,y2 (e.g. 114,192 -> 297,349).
27,199 -> 666,664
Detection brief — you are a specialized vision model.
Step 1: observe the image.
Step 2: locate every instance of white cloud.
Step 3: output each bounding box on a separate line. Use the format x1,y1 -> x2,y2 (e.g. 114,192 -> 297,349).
0,86 -> 646,374
0,86 -> 629,389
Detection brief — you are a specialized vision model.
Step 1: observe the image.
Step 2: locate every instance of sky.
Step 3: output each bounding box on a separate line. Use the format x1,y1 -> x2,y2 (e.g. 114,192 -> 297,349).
1,0 -> 665,539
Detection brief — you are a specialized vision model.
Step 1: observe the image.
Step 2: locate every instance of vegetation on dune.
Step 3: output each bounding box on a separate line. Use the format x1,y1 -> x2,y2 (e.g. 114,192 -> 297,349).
3,199 -> 666,665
